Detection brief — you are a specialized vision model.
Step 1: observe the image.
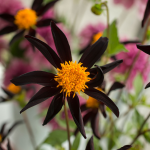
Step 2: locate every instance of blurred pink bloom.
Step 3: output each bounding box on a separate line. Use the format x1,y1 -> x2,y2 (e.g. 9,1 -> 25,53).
79,22 -> 105,48
113,0 -> 148,18
4,59 -> 34,86
112,43 -> 150,89
0,0 -> 23,30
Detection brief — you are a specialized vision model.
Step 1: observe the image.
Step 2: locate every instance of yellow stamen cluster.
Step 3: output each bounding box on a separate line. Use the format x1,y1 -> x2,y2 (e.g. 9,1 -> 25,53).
0,134 -> 2,142
7,83 -> 21,94
92,32 -> 103,44
55,61 -> 91,97
86,88 -> 104,109
14,8 -> 37,29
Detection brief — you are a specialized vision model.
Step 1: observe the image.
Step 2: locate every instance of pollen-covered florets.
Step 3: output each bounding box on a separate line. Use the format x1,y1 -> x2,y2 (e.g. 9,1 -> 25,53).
55,61 -> 91,97
14,8 -> 37,29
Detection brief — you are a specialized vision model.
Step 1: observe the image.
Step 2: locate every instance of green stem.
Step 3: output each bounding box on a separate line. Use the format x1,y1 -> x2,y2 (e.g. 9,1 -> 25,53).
130,113 -> 150,145
22,112 -> 37,150
64,100 -> 71,150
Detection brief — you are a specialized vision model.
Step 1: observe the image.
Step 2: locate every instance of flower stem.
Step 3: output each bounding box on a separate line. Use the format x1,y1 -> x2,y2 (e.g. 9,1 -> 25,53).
22,112 -> 37,150
64,100 -> 71,150
130,112 -> 150,145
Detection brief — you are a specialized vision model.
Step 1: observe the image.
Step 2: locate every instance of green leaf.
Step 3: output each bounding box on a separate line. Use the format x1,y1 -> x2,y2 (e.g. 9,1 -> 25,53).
71,134 -> 80,150
43,130 -> 68,147
10,37 -> 25,58
103,20 -> 128,56
143,131 -> 150,143
133,74 -> 143,96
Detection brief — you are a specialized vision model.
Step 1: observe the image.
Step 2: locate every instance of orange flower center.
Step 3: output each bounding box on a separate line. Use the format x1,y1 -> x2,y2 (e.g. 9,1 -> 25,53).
7,83 -> 21,94
55,61 -> 91,97
92,32 -> 103,44
14,8 -> 37,29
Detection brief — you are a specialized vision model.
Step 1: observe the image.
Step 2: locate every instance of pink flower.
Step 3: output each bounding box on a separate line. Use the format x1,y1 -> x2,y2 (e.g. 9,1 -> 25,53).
112,43 -> 150,89
79,22 -> 105,48
0,0 -> 23,30
113,0 -> 135,9
4,59 -> 34,86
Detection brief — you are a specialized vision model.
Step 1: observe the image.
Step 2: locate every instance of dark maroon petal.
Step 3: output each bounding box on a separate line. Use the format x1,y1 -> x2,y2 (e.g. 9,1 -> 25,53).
0,122 -> 7,135
142,0 -> 150,27
0,25 -> 17,35
11,71 -> 57,86
0,97 -> 8,103
79,37 -> 108,68
7,140 -> 12,150
80,104 -> 88,112
85,136 -> 94,150
67,93 -> 86,138
99,104 -> 107,118
29,28 -> 36,37
84,87 -> 119,117
117,145 -> 132,150
32,0 -> 43,11
43,93 -> 63,125
107,82 -> 125,95
9,30 -> 25,45
37,0 -> 59,16
101,59 -> 123,74
25,35 -> 62,69
145,82 -> 150,89
74,111 -> 93,135
79,43 -> 91,55
20,86 -> 61,113
136,44 -> 150,55
87,66 -> 104,87
51,21 -> 72,62
2,88 -> 14,98
91,110 -> 100,139
0,13 -> 15,23
121,40 -> 141,45
36,19 -> 56,27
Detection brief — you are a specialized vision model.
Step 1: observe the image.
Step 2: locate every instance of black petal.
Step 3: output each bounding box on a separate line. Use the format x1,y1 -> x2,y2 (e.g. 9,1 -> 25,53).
36,19 -> 56,27
107,82 -> 125,95
79,43 -> 91,55
11,71 -> 57,86
117,145 -> 132,150
0,13 -> 15,23
67,93 -> 86,138
101,59 -> 123,74
142,0 -> 150,27
0,25 -> 17,35
28,28 -> 36,37
84,87 -> 119,117
7,140 -> 12,150
20,86 -> 61,113
99,104 -> 107,118
79,37 -> 108,68
2,88 -> 14,98
91,110 -> 100,139
121,40 -> 141,45
37,0 -> 59,16
32,0 -> 43,11
145,82 -> 150,89
74,111 -> 93,135
87,65 -> 104,87
51,21 -> 72,62
85,136 -> 94,150
136,44 -> 150,55
25,35 -> 62,69
80,104 -> 88,112
0,122 -> 7,135
43,93 -> 63,125
9,30 -> 25,45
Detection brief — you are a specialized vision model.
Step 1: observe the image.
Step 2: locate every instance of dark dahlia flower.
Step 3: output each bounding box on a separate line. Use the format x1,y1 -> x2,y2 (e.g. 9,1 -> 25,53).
11,21 -> 121,138
142,0 -> 150,27
86,136 -> 132,150
0,121 -> 22,143
136,44 -> 150,88
0,0 -> 59,45
74,81 -> 124,139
